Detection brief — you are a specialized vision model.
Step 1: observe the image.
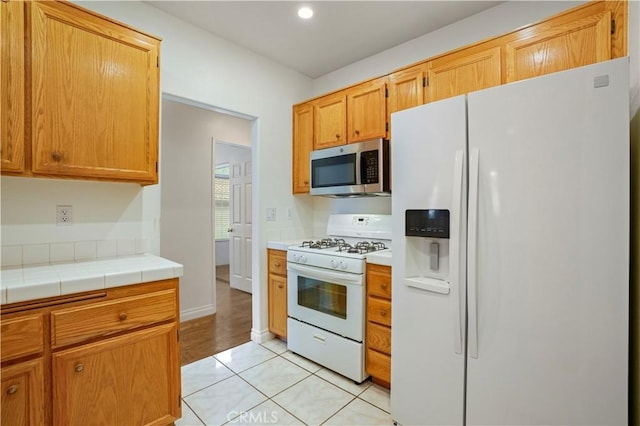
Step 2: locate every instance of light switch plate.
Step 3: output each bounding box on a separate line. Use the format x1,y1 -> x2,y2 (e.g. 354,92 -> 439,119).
266,208 -> 276,221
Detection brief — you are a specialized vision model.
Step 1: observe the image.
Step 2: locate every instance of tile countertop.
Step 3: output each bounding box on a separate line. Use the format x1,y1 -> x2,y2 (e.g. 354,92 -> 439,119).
365,251 -> 392,267
266,240 -> 307,251
0,254 -> 183,305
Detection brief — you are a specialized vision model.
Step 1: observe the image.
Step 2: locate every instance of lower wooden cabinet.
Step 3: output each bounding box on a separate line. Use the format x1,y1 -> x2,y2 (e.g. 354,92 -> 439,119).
52,323 -> 180,426
0,278 -> 181,426
268,249 -> 288,338
365,263 -> 392,387
1,358 -> 45,426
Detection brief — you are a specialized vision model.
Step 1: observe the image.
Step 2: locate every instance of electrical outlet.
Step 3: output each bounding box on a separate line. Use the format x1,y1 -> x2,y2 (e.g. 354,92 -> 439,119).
56,205 -> 73,226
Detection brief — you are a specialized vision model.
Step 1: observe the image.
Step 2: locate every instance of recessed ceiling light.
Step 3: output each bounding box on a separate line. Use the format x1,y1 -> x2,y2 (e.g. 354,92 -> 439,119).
298,7 -> 314,19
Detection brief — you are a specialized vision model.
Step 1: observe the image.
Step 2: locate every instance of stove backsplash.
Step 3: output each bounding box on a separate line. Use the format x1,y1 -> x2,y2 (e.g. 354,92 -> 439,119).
311,196 -> 391,238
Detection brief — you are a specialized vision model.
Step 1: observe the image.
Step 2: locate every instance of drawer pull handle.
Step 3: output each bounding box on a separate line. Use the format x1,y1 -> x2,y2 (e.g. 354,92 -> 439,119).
335,134 -> 340,140
74,363 -> 84,373
313,334 -> 326,344
380,310 -> 387,317
381,283 -> 388,290
52,151 -> 63,162
278,284 -> 284,289
6,385 -> 18,395
274,262 -> 281,267
118,312 -> 128,321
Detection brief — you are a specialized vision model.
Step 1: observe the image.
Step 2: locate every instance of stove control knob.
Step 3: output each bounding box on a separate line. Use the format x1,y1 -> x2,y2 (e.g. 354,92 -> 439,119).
331,259 -> 339,268
339,261 -> 347,270
301,255 -> 307,264
292,254 -> 299,262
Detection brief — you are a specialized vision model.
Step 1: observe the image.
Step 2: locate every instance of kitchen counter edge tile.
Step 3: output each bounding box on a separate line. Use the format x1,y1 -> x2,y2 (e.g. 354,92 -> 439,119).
266,240 -> 306,251
0,254 -> 183,305
366,251 -> 392,266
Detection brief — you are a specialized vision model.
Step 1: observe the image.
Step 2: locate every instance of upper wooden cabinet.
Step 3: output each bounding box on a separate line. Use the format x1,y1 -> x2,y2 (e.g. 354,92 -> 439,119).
314,93 -> 346,149
346,78 -> 387,143
292,0 -> 627,194
426,46 -> 501,103
387,64 -> 428,116
505,6 -> 613,83
28,1 -> 160,184
0,1 -> 161,184
292,103 -> 313,193
0,0 -> 25,173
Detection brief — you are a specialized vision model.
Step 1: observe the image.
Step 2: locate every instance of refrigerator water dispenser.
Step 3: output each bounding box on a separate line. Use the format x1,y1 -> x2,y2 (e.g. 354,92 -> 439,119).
404,209 -> 451,282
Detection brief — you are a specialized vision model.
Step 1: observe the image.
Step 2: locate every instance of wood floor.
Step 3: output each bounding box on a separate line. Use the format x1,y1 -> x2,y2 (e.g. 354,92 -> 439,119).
180,265 -> 253,365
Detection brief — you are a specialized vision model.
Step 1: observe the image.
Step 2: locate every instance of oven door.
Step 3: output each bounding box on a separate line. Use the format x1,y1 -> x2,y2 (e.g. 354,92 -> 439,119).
287,262 -> 365,342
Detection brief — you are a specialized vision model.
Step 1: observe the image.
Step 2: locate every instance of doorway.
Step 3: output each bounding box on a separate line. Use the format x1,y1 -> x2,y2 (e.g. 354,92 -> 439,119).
159,96 -> 255,362
214,141 -> 252,294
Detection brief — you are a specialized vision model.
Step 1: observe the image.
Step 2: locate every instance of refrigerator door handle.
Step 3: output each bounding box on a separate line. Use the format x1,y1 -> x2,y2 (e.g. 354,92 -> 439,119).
451,150 -> 465,355
468,148 -> 480,359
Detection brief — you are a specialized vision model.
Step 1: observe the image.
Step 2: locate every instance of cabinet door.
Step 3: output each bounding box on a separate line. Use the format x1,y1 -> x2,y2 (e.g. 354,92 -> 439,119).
268,274 -> 287,338
29,1 -> 160,183
427,46 -> 501,103
52,323 -> 181,426
387,64 -> 427,116
0,0 -> 25,173
347,78 -> 387,143
314,93 -> 346,149
292,103 -> 313,194
505,10 -> 611,82
1,358 -> 45,426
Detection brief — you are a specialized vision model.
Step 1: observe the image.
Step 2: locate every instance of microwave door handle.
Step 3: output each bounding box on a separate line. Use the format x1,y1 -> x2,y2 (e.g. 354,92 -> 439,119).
355,152 -> 362,185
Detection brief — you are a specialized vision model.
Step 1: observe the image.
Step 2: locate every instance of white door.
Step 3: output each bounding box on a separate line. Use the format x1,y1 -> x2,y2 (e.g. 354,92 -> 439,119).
465,59 -> 629,425
229,153 -> 252,293
390,96 -> 467,426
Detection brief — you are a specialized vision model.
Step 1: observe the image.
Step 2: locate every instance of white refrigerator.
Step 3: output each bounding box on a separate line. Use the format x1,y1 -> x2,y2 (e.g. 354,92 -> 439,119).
390,58 -> 629,425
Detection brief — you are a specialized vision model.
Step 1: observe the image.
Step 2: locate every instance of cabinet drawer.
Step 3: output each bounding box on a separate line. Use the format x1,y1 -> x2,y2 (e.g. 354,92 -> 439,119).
366,321 -> 391,355
268,250 -> 287,276
367,269 -> 391,300
51,289 -> 177,348
366,348 -> 391,384
367,297 -> 391,327
0,314 -> 43,362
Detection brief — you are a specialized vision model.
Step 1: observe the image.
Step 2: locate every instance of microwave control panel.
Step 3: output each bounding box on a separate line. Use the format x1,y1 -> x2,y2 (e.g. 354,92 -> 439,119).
361,150 -> 379,184
405,209 -> 450,238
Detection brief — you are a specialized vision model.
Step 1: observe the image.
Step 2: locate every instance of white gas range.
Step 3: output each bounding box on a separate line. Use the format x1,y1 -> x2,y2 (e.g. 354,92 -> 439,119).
286,214 -> 391,383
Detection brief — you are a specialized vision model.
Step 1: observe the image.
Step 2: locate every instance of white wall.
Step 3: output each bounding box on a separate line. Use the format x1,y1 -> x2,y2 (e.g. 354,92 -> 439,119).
0,177 -> 150,264
628,0 -> 640,421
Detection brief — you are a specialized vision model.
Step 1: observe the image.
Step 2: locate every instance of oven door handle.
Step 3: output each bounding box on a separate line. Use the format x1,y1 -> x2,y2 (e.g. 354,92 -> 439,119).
287,263 -> 363,286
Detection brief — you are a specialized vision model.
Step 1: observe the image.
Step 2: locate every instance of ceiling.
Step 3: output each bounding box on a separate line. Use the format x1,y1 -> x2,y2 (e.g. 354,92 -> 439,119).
146,1 -> 503,79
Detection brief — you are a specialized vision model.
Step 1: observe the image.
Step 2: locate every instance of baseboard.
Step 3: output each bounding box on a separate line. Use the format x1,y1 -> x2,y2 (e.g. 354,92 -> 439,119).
251,328 -> 274,343
180,305 -> 216,322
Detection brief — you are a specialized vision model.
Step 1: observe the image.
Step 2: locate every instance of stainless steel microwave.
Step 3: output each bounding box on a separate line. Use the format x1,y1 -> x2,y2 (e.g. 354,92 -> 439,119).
309,138 -> 391,197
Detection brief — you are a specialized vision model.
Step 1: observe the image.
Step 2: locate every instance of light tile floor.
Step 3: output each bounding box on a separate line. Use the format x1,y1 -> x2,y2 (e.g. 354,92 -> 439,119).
177,339 -> 393,426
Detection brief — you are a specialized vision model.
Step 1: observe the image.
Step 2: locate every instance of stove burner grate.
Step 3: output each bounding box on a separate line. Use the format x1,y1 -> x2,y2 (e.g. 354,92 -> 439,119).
337,241 -> 387,254
300,238 -> 347,250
